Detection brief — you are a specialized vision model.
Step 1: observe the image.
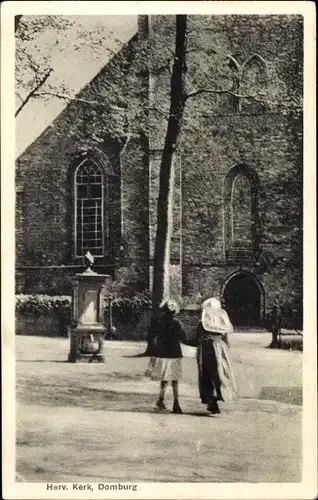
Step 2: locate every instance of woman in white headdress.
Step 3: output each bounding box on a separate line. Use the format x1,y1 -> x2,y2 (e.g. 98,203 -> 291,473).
194,297 -> 238,415
146,298 -> 186,414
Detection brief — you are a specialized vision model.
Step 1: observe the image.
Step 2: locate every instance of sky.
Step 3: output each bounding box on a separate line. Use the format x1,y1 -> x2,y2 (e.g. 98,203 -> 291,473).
15,15 -> 138,157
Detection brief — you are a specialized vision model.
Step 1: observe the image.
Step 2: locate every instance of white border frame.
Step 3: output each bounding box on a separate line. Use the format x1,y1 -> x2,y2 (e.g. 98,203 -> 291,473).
1,2 -> 316,499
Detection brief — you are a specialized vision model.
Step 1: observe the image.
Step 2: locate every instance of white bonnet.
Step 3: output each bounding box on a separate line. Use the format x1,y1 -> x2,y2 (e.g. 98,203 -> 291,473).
202,297 -> 221,311
160,298 -> 180,314
201,297 -> 233,333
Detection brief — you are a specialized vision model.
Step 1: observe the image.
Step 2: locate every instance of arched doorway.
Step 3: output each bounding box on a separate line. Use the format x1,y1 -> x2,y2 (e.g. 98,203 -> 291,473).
222,272 -> 263,327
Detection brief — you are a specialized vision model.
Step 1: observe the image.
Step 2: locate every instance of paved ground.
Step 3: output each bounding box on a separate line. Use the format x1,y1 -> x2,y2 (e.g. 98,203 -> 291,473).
16,333 -> 302,483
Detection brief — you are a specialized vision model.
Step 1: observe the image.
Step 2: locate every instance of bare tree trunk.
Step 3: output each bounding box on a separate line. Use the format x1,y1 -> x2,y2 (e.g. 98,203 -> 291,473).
141,16 -> 188,357
152,15 -> 187,316
15,68 -> 53,117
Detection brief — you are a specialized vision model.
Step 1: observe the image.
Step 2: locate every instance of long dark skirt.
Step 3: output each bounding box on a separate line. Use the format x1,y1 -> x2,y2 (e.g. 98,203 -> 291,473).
197,335 -> 238,404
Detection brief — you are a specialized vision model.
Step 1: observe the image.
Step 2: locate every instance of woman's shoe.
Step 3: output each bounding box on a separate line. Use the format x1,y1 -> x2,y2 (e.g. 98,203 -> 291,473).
156,398 -> 166,411
207,402 -> 221,414
172,402 -> 183,414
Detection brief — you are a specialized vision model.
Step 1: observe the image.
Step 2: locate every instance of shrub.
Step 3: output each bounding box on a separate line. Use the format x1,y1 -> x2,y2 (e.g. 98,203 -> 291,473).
280,300 -> 303,330
15,294 -> 72,321
111,293 -> 151,326
15,293 -> 152,328
266,298 -> 303,331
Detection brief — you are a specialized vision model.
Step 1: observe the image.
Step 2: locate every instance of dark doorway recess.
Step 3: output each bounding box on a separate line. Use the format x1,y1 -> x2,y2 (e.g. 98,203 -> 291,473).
223,273 -> 262,327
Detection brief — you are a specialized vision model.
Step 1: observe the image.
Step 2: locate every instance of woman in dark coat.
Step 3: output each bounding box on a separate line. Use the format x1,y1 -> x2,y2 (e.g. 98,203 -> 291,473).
146,299 -> 186,414
193,297 -> 238,415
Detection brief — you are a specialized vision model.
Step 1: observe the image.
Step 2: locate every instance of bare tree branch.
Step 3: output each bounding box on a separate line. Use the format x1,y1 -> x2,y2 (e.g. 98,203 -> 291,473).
185,48 -> 242,73
32,91 -> 105,107
149,106 -> 170,121
149,59 -> 173,75
15,91 -> 24,104
164,46 -> 175,57
185,86 -> 265,102
15,68 -> 53,117
185,47 -> 217,55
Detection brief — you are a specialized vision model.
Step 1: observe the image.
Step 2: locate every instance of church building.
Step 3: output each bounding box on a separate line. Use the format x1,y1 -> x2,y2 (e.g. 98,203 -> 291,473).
16,14 -> 303,328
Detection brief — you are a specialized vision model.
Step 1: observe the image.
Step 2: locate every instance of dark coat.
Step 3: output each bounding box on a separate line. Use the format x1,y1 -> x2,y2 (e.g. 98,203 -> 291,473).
148,314 -> 186,358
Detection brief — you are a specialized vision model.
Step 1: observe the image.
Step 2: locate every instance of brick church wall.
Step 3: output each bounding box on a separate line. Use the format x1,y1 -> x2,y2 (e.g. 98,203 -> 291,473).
16,14 -> 303,324
148,15 -> 303,317
16,33 -> 150,294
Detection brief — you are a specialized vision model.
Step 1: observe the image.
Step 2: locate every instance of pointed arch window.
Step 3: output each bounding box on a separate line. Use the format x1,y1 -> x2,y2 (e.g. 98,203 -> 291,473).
224,164 -> 260,259
226,53 -> 267,113
75,159 -> 105,258
231,173 -> 253,246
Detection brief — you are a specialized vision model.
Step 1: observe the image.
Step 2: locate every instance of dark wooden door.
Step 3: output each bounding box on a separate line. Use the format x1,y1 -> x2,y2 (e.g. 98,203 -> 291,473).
223,274 -> 261,327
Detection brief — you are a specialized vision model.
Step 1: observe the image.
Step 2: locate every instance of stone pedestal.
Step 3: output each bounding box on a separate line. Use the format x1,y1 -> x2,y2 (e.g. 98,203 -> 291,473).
68,267 -> 111,363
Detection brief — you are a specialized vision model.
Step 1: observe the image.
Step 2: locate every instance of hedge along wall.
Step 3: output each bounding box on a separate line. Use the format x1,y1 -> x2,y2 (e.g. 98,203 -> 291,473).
15,295 -> 72,337
15,313 -> 68,338
15,294 -> 150,340
15,309 -> 151,339
15,295 -> 202,340
16,292 -> 300,339
15,309 -> 201,340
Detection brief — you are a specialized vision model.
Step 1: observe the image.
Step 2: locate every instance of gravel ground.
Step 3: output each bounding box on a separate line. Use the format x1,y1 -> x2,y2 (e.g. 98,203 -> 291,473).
15,333 -> 302,483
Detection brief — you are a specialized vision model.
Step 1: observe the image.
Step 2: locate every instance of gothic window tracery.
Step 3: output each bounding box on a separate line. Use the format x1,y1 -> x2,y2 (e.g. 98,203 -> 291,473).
227,53 -> 267,112
74,159 -> 106,258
